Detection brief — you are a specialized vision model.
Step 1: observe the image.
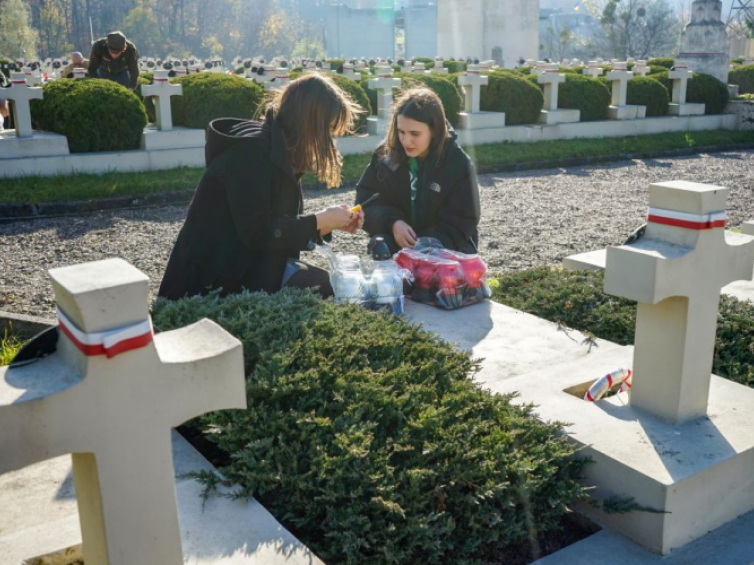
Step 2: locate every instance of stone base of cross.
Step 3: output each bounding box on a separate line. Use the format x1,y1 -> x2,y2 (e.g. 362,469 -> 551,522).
537,68 -> 581,125
0,258 -> 247,565
607,66 -> 646,120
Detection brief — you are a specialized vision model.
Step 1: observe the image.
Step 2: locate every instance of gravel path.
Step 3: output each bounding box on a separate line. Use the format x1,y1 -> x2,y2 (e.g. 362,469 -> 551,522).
2,150 -> 754,319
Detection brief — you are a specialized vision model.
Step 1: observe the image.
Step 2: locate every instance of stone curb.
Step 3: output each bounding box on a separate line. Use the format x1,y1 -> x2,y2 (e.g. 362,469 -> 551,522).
1,142 -> 753,224
0,311 -> 55,340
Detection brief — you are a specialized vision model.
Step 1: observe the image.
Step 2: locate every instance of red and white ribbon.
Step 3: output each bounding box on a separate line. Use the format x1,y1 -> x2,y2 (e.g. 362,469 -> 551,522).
585,368 -> 632,402
647,207 -> 726,230
57,307 -> 153,358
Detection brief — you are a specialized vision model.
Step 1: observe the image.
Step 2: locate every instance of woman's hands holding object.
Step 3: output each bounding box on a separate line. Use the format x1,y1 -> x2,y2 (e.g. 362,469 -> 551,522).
392,220 -> 417,249
316,204 -> 364,235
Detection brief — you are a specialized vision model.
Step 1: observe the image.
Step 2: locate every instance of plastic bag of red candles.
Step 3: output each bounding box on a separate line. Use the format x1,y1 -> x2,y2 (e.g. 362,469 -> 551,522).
394,246 -> 491,310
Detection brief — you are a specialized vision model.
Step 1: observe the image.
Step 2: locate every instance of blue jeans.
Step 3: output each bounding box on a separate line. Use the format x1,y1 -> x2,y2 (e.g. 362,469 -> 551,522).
96,67 -> 130,89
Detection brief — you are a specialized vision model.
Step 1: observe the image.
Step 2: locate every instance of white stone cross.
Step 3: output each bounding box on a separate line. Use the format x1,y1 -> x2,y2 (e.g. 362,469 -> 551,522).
342,63 -> 359,80
0,72 -> 43,138
583,62 -> 604,78
538,67 -> 566,111
412,61 -> 427,73
0,258 -> 246,565
73,67 -> 87,79
668,65 -> 694,104
264,68 -> 290,91
140,70 -> 183,131
604,181 -> 754,423
633,60 -> 650,77
368,68 -> 402,120
607,63 -> 633,105
458,64 -> 488,113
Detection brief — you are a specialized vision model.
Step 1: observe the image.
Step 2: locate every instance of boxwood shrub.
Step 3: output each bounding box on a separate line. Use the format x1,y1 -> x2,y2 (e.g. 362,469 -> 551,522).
556,74 -> 611,121
648,57 -> 674,69
412,56 -> 436,69
31,78 -> 147,153
603,77 -> 669,117
650,70 -> 730,114
152,289 -> 587,564
360,78 -> 379,116
490,268 -> 754,388
399,72 -> 463,125
479,69 -> 544,125
170,73 -> 264,130
443,60 -> 466,73
728,63 -> 754,94
330,74 -> 372,133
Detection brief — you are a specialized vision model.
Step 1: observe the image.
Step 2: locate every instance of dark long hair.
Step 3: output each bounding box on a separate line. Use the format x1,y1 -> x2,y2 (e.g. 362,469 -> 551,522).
266,73 -> 362,188
384,87 -> 449,167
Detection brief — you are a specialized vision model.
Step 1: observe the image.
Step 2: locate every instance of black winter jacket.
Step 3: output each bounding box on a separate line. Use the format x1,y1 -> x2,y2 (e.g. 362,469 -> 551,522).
158,110 -> 322,299
355,127 -> 480,252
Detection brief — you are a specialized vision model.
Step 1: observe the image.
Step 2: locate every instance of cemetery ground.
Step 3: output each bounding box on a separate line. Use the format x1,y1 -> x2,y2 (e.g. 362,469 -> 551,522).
3,149 -> 754,564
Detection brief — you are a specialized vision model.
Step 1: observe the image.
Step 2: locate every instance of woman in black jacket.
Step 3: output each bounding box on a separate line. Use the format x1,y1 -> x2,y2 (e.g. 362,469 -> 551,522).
159,74 -> 364,300
355,87 -> 480,255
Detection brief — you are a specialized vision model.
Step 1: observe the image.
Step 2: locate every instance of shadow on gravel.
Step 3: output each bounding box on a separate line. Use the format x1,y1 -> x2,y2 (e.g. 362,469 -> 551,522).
640,158 -> 673,168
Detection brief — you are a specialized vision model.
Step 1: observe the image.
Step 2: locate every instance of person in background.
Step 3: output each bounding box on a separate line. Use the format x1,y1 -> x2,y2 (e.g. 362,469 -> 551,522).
87,31 -> 139,91
0,71 -> 8,132
61,51 -> 89,79
355,87 -> 480,255
159,74 -> 364,300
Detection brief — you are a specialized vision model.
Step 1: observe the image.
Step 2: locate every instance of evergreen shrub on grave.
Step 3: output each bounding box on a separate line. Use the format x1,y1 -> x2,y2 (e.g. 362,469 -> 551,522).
478,69 -> 544,125
330,74 -> 372,133
412,56 -> 436,69
731,57 -> 745,66
728,64 -> 754,94
399,72 -> 463,126
152,289 -> 588,565
137,72 -> 156,123
170,73 -> 264,130
651,70 -> 730,114
490,268 -> 754,388
328,59 -> 345,71
648,57 -> 674,69
359,78 -> 379,116
31,78 -> 147,153
443,60 -> 467,73
603,77 -> 669,116
555,74 -> 611,121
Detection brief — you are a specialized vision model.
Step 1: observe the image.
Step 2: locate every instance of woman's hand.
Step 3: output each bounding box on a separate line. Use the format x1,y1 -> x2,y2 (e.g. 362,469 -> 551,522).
316,205 -> 364,235
392,220 -> 417,249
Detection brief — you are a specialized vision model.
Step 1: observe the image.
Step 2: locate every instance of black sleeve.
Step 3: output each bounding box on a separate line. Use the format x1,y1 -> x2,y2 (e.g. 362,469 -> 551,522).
128,45 -> 139,89
356,158 -> 405,236
222,144 -> 319,254
87,44 -> 101,78
422,161 -> 481,249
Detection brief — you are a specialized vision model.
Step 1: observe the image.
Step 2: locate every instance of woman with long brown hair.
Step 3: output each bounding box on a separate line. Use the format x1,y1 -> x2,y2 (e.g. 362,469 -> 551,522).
159,73 -> 364,300
355,87 -> 480,254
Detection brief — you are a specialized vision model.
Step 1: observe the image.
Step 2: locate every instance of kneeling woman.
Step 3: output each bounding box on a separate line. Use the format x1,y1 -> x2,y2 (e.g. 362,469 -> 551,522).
159,74 -> 364,300
355,87 -> 480,255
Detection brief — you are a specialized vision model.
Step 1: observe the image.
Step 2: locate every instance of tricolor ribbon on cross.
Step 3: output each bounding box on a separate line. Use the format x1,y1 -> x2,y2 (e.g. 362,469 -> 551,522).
647,207 -> 726,230
57,307 -> 154,358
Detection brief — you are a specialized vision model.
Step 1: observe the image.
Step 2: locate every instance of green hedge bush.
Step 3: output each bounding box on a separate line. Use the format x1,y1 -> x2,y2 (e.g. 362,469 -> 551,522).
443,60 -> 466,73
399,72 -> 464,126
479,69 -> 544,125
152,289 -> 587,564
651,70 -> 730,114
170,73 -> 264,130
31,78 -> 147,153
648,57 -> 674,69
328,59 -> 345,71
556,74 -> 611,121
330,74 -> 372,133
490,268 -> 754,387
731,57 -> 745,65
728,64 -> 754,94
412,56 -> 436,69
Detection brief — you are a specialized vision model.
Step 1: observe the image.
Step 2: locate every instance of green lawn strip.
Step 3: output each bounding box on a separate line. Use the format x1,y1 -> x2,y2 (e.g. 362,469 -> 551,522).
489,267 -> 754,388
2,130 -> 753,205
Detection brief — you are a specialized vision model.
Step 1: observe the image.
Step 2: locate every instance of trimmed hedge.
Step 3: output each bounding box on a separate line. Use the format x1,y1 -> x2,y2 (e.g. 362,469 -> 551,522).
556,74 -> 611,121
490,268 -> 754,388
443,60 -> 466,73
399,72 -> 464,126
651,70 -> 730,114
31,78 -> 147,153
479,69 -> 544,125
170,73 -> 264,130
648,57 -> 674,69
152,289 -> 587,564
412,56 -> 436,69
729,64 -> 754,95
330,74 -> 372,133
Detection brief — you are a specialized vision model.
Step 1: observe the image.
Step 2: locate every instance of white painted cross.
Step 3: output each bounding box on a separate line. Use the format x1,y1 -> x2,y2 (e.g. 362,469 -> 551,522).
633,60 -> 650,77
73,67 -> 87,79
604,181 -> 754,423
583,62 -> 604,78
0,258 -> 246,565
140,70 -> 183,131
412,61 -> 427,73
368,68 -> 402,120
264,68 -> 290,91
538,66 -> 566,111
0,72 -> 43,138
342,62 -> 359,80
458,64 -> 488,113
668,65 -> 694,104
606,63 -> 633,106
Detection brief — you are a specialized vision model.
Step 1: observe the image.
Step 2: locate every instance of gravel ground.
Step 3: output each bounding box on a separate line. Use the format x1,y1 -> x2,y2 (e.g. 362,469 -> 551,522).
2,150 -> 754,319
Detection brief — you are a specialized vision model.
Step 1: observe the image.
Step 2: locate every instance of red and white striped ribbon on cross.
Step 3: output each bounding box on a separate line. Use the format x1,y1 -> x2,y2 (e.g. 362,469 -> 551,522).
647,207 -> 726,230
56,307 -> 154,359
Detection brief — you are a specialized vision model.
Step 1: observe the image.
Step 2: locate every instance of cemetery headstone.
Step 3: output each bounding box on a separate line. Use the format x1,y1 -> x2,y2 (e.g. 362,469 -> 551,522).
537,66 -> 580,124
457,64 -> 506,130
140,70 -> 182,131
668,65 -> 706,115
675,0 -> 730,84
606,63 -> 646,120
